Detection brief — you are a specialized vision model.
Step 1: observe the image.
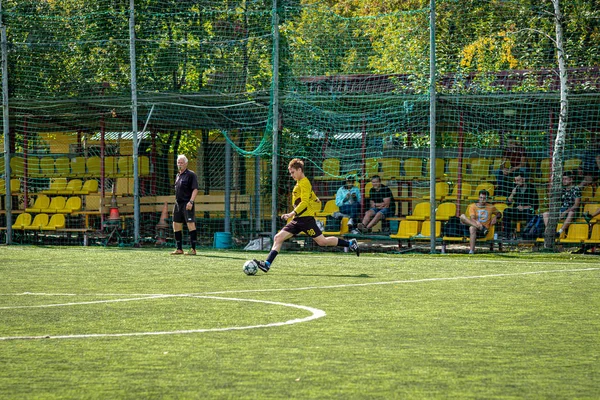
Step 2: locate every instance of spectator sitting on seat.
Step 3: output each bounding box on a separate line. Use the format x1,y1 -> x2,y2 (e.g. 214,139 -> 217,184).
460,189 -> 502,254
501,172 -> 539,239
334,175 -> 361,231
494,136 -> 528,198
580,140 -> 600,188
357,175 -> 393,233
542,170 -> 581,238
583,208 -> 600,224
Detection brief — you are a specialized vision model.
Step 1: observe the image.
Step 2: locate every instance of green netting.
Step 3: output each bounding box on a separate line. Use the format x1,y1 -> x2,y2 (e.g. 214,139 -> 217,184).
1,0 -> 599,251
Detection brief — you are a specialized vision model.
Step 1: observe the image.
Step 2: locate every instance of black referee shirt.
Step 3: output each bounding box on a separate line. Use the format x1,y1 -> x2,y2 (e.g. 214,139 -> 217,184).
175,169 -> 199,203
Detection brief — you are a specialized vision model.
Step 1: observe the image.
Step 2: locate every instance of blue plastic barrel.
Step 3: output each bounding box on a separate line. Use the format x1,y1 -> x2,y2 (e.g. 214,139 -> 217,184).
213,232 -> 232,249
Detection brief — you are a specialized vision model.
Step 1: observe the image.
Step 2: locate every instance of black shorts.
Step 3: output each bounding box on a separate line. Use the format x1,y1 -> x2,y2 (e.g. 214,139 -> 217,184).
283,216 -> 322,238
173,202 -> 195,223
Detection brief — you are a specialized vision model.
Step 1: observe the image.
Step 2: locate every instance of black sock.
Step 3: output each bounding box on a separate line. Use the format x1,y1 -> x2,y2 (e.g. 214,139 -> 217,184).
266,250 -> 278,265
175,230 -> 183,250
190,230 -> 197,250
337,238 -> 350,247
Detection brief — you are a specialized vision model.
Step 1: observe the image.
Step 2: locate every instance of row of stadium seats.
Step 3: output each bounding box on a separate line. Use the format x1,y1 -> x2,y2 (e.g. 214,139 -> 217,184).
356,216 -> 600,245
313,157 -> 585,183
24,195 -> 82,214
11,213 -> 66,231
41,179 -> 98,195
0,155 -> 150,178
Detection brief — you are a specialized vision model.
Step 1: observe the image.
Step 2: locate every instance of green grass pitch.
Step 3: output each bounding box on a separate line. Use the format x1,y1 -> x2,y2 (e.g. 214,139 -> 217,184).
0,246 -> 599,399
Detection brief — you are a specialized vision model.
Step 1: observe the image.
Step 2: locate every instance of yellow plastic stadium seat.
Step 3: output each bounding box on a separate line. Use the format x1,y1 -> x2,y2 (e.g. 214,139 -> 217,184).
322,216 -> 350,236
563,158 -> 581,172
417,221 -> 441,239
477,225 -> 495,241
315,199 -> 339,217
41,213 -> 66,230
435,202 -> 457,221
445,182 -> 473,201
582,203 -> 600,222
537,223 -> 563,243
57,179 -> 83,195
104,156 -> 118,177
469,158 -> 493,182
9,156 -> 24,177
380,158 -> 401,180
85,156 -> 101,177
494,203 -> 509,214
11,213 -> 32,230
41,196 -> 67,213
365,157 -> 380,178
536,158 -> 551,183
422,182 -> 450,201
28,157 -> 42,177
54,157 -> 70,177
313,158 -> 340,181
445,158 -> 468,181
73,179 -> 99,195
1,178 -> 21,195
559,224 -> 589,244
467,182 -> 495,200
58,196 -> 82,213
426,158 -> 445,180
117,156 -> 133,177
23,213 -> 49,230
403,158 -> 423,180
406,202 -> 430,221
70,157 -> 86,177
25,195 -> 51,213
42,178 -> 68,195
581,186 -> 594,202
39,157 -> 55,177
591,187 -> 600,202
584,224 -> 600,245
137,155 -> 150,176
389,220 -> 420,240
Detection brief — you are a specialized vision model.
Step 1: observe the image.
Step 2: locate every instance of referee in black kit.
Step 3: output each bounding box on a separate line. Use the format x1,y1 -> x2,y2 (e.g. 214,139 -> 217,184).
172,154 -> 199,255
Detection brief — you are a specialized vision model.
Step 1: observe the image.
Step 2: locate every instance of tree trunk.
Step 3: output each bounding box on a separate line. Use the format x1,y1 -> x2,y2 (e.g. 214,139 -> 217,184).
544,0 -> 568,249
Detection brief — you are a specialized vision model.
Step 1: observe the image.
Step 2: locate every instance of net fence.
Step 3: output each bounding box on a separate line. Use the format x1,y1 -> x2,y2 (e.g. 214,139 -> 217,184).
1,0 -> 599,251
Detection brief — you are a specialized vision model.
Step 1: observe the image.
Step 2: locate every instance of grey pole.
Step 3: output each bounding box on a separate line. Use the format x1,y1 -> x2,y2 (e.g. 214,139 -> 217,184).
1,2 -> 12,244
270,0 -> 279,238
224,139 -> 231,232
429,0 -> 437,253
129,0 -> 140,245
255,154 -> 261,233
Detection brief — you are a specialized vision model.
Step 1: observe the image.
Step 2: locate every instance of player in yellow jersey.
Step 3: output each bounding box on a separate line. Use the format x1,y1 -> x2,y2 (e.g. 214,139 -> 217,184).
254,158 -> 359,273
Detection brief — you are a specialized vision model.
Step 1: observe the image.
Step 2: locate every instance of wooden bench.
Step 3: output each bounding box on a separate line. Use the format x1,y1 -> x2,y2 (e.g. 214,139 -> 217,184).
97,194 -> 252,217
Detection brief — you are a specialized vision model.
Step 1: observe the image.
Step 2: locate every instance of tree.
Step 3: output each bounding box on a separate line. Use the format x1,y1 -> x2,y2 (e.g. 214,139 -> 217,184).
543,0 -> 568,249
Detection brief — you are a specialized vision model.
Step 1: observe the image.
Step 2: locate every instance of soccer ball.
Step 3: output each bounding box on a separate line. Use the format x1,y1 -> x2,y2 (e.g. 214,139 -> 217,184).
243,260 -> 258,276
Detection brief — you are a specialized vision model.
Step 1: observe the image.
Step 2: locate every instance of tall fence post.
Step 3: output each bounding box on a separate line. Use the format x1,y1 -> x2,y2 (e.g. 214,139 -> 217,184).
129,0 -> 140,245
1,2 -> 12,245
429,0 -> 437,253
270,0 -> 280,239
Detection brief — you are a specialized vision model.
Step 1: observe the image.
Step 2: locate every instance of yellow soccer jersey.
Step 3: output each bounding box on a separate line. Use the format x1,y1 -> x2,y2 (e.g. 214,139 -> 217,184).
291,177 -> 321,218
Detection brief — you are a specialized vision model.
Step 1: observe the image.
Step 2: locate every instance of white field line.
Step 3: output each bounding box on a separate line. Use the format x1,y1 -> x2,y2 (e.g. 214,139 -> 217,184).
0,296 -> 326,341
2,266 -> 597,298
